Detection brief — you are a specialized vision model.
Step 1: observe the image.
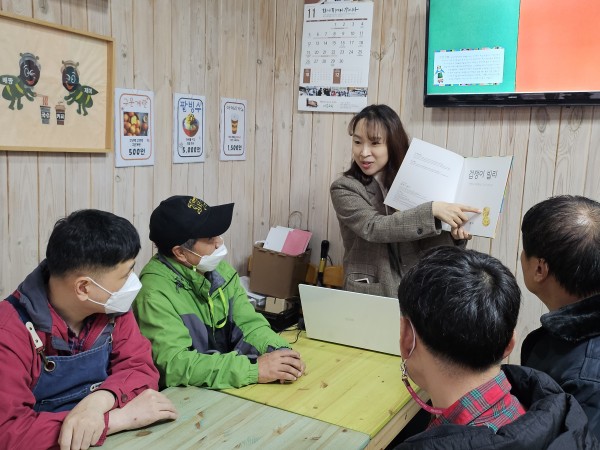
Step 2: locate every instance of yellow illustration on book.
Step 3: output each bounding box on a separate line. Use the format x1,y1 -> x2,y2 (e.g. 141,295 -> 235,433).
482,207 -> 491,227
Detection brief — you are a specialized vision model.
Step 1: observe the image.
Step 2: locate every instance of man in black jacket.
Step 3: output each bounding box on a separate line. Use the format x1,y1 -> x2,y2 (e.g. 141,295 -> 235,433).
520,195 -> 600,439
395,246 -> 597,449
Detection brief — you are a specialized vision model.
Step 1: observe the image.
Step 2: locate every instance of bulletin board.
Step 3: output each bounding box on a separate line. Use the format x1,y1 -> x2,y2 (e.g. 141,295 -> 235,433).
0,11 -> 113,153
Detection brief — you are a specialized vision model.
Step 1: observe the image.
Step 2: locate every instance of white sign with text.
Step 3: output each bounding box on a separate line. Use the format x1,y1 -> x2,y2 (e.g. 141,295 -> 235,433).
115,88 -> 154,167
173,93 -> 205,164
220,98 -> 246,161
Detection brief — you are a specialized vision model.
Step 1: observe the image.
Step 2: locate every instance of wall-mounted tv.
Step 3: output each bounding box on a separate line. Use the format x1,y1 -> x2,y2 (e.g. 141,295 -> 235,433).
424,0 -> 600,107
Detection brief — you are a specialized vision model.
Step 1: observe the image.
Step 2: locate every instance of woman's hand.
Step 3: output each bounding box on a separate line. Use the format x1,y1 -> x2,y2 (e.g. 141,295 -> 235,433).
451,227 -> 472,240
432,202 -> 480,228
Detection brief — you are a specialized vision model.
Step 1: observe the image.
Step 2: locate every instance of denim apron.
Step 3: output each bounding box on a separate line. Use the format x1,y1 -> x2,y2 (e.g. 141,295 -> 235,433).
7,296 -> 114,413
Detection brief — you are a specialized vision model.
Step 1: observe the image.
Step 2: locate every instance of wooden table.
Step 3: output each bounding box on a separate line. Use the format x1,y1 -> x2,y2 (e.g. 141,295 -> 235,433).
222,331 -> 427,449
103,387 -> 369,449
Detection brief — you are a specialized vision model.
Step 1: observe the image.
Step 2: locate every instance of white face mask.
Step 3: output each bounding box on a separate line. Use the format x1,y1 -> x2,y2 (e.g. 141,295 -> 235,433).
87,272 -> 142,314
187,243 -> 228,273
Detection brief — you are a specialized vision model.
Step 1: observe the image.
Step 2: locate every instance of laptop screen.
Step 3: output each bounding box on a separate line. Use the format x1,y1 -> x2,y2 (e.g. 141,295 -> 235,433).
299,284 -> 401,356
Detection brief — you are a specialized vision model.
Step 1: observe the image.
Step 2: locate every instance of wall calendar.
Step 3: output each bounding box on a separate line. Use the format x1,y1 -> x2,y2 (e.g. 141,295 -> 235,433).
298,1 -> 373,113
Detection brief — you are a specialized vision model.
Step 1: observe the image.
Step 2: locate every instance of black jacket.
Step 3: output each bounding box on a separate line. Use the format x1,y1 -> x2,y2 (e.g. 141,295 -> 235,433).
521,295 -> 600,439
395,365 -> 598,449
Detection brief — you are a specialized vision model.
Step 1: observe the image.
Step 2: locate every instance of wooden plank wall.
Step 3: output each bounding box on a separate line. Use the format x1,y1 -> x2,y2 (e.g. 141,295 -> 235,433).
1,0 -> 599,362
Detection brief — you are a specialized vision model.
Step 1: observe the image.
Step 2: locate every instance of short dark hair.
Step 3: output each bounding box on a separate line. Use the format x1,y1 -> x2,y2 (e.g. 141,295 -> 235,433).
398,247 -> 521,372
521,195 -> 600,298
46,209 -> 141,276
343,104 -> 409,190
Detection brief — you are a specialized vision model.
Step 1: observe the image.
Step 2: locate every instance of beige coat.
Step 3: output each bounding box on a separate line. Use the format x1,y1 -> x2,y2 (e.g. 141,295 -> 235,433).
330,175 -> 461,298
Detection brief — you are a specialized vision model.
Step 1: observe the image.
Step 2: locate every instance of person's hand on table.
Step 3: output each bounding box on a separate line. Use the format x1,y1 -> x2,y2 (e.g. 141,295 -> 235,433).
107,389 -> 178,435
59,389 -> 115,450
432,202 -> 480,228
258,349 -> 305,384
451,226 -> 472,240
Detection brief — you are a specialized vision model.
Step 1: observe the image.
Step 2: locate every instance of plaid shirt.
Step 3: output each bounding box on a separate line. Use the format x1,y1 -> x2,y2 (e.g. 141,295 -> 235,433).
67,316 -> 95,354
429,370 -> 526,433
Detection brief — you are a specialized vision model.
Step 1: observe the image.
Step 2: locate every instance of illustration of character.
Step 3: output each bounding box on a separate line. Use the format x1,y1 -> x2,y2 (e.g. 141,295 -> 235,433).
1,52 -> 41,110
61,60 -> 98,116
482,207 -> 491,227
435,65 -> 445,85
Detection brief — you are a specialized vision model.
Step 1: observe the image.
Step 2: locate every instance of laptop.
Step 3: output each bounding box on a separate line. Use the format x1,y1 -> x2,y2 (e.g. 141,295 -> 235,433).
298,284 -> 401,356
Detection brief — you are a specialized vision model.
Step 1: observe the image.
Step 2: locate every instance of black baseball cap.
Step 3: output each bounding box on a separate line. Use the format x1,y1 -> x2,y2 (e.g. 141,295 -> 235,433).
149,195 -> 234,252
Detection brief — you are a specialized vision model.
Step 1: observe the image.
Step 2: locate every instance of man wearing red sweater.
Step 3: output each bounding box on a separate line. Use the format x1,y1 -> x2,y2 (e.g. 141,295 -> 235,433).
0,210 -> 177,450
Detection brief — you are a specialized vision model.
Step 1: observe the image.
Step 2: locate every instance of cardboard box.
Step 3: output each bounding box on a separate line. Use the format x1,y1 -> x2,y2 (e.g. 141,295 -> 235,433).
264,296 -> 294,314
249,243 -> 310,298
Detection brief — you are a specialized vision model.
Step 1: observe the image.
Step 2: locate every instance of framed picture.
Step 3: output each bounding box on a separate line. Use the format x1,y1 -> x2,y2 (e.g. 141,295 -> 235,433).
0,11 -> 114,153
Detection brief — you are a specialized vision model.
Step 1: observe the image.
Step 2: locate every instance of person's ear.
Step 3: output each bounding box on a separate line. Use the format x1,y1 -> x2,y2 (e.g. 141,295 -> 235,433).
74,276 -> 91,302
502,331 -> 516,360
534,258 -> 549,282
171,245 -> 188,265
400,316 -> 415,359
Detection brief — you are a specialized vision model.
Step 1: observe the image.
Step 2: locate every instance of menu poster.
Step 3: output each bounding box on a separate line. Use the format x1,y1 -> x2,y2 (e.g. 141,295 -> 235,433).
173,93 -> 205,164
220,98 -> 246,161
298,0 -> 374,113
115,88 -> 154,167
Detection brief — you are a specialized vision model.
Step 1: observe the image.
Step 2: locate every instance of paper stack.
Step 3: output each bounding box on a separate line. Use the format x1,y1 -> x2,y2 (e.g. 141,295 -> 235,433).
263,226 -> 312,256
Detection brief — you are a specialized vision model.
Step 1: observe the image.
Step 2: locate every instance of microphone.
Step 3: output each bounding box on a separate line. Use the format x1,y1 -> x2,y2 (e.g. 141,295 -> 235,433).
317,240 -> 329,286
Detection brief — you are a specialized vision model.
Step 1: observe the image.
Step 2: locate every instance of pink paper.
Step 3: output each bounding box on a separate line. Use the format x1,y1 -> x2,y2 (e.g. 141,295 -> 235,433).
281,229 -> 312,256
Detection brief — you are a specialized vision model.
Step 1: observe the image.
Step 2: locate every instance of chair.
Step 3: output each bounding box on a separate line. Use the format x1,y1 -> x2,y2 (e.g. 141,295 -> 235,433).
305,263 -> 344,289
305,264 -> 318,285
323,265 -> 344,288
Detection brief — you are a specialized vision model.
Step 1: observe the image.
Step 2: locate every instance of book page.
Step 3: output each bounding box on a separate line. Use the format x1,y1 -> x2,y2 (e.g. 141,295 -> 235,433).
384,138 -> 464,211
263,226 -> 293,252
452,156 -> 513,238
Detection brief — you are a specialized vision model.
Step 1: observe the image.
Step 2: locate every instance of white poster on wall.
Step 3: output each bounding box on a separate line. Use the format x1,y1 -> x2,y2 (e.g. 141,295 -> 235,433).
114,88 -> 154,167
298,0 -> 374,113
173,93 -> 205,164
220,97 -> 246,161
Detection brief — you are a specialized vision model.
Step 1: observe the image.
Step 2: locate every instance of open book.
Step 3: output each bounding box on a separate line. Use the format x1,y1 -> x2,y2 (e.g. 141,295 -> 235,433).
384,138 -> 512,238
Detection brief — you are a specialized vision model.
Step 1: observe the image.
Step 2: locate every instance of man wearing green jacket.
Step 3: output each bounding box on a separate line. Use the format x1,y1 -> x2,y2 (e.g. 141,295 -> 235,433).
133,195 -> 305,389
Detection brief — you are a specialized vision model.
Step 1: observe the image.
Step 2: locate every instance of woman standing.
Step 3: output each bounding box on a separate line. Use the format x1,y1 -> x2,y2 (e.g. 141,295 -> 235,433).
330,104 -> 478,297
